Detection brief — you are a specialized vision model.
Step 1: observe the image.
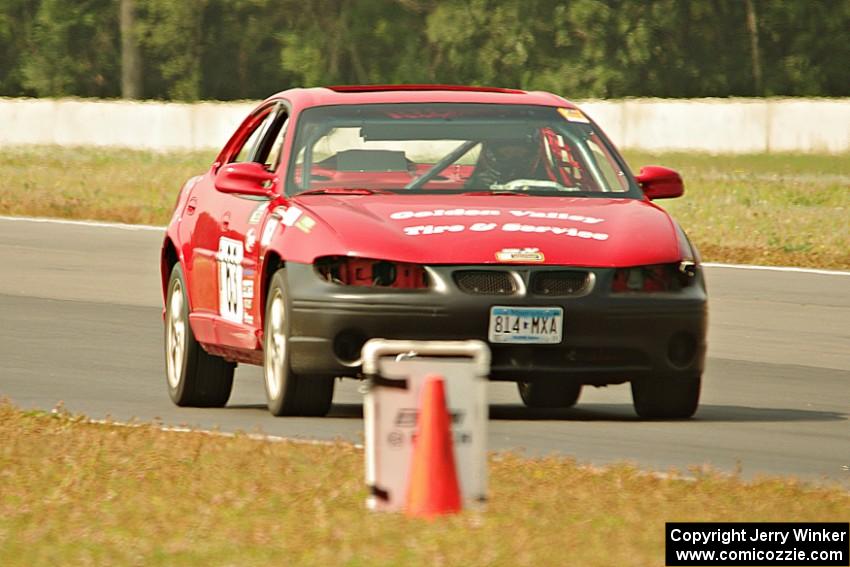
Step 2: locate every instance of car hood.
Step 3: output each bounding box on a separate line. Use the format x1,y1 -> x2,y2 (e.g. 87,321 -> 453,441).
289,193 -> 682,267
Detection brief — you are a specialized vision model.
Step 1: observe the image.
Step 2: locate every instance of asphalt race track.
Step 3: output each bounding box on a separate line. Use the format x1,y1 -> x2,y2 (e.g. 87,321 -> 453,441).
1,217 -> 848,484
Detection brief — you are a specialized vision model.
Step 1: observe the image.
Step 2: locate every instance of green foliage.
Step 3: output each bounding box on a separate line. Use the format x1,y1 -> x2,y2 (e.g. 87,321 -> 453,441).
18,0 -> 120,97
0,0 -> 848,100
0,0 -> 35,95
135,0 -> 299,100
199,0 -> 295,100
279,0 -> 427,86
134,0 -> 208,100
756,0 -> 850,96
425,0 -> 540,87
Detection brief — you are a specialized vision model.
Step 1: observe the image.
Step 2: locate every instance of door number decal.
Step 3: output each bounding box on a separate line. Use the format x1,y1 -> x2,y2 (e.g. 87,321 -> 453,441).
217,237 -> 244,323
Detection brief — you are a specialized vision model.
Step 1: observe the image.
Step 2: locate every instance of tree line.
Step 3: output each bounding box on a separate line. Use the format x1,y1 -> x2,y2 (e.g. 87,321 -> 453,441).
1,0 -> 848,101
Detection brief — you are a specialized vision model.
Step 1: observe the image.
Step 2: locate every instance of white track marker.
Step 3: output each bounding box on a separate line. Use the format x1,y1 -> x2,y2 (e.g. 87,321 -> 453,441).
0,215 -> 164,232
84,417 -> 364,449
2,215 -> 848,276
86,417 -> 698,482
703,262 -> 850,277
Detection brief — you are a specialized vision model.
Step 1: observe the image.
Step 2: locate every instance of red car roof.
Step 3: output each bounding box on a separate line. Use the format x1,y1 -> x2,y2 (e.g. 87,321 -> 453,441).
268,85 -> 577,111
327,84 -> 526,94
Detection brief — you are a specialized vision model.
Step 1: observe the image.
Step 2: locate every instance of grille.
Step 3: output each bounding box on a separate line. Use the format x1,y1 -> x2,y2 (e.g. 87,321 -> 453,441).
531,271 -> 591,296
454,271 -> 516,295
491,346 -> 648,370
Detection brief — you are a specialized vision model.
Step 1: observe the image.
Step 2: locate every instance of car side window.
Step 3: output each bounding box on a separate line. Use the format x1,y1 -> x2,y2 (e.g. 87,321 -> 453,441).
262,116 -> 289,171
228,105 -> 290,172
232,111 -> 275,164
251,108 -> 289,171
586,134 -> 629,192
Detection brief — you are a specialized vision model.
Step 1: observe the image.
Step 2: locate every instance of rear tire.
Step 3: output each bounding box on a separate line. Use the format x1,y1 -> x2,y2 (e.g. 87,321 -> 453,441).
518,380 -> 582,409
263,268 -> 334,416
631,372 -> 701,419
164,264 -> 234,407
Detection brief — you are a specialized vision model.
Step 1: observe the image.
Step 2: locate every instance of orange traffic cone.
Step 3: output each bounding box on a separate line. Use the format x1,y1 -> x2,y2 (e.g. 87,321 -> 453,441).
405,374 -> 462,518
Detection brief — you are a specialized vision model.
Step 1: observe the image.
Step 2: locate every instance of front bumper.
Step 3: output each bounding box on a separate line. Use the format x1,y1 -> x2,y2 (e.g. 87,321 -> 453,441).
285,262 -> 707,383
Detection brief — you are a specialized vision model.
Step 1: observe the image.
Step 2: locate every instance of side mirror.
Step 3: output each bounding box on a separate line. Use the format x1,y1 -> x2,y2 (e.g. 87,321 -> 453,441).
636,165 -> 684,200
215,162 -> 275,197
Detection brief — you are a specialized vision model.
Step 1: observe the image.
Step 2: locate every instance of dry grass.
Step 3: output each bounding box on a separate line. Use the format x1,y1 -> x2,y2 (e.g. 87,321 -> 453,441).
1,401 -> 848,567
0,146 -> 214,225
0,146 -> 848,268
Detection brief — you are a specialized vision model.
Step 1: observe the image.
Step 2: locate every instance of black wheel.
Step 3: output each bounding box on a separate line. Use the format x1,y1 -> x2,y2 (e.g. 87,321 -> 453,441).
631,372 -> 701,419
164,263 -> 234,407
517,379 -> 582,409
263,268 -> 335,416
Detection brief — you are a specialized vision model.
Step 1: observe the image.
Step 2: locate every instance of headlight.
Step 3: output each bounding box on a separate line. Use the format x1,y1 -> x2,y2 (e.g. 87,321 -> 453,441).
612,262 -> 698,293
314,256 -> 429,289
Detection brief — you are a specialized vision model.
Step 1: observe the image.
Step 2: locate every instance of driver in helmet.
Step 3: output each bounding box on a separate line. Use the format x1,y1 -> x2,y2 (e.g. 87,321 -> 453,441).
464,136 -> 547,189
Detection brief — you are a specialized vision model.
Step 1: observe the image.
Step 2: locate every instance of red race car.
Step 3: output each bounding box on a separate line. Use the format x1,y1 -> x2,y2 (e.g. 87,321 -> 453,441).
160,85 -> 707,418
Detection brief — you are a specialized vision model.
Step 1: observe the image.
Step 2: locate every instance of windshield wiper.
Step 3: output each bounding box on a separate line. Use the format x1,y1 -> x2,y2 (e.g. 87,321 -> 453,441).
296,187 -> 391,196
461,190 -> 531,196
489,180 -> 581,192
461,180 -> 584,196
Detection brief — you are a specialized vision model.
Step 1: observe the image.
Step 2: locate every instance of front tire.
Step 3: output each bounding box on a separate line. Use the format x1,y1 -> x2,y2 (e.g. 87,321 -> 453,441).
518,380 -> 582,409
263,268 -> 334,416
631,372 -> 701,419
164,263 -> 234,407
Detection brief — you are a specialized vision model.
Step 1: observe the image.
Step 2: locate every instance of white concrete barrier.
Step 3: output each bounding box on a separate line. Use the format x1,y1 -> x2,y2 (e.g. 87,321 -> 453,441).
598,99 -> 770,153
0,97 -> 254,151
765,99 -> 850,153
0,96 -> 848,153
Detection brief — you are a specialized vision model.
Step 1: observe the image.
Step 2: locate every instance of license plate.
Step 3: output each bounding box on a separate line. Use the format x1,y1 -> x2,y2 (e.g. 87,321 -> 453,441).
488,306 -> 563,344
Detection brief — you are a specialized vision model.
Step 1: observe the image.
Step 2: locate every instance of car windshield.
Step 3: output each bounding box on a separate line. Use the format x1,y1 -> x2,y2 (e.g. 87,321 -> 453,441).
286,103 -> 636,196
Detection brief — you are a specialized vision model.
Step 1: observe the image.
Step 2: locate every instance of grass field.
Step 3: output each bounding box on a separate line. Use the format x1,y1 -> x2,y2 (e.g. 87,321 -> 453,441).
0,146 -> 847,269
1,401 -> 847,567
623,151 -> 850,270
0,146 -> 215,226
